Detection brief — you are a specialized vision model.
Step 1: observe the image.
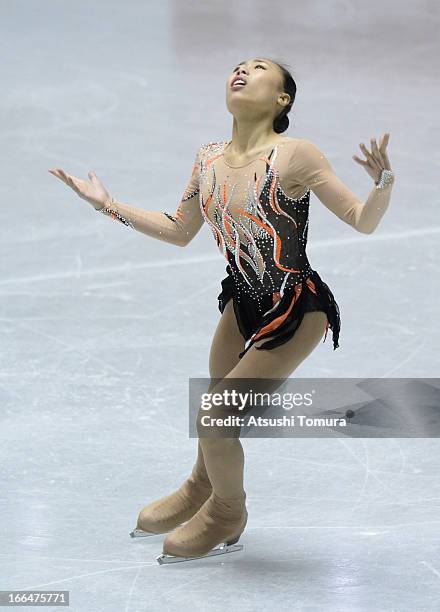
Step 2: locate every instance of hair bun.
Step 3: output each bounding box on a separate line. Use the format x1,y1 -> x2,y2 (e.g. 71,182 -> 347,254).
274,113 -> 290,134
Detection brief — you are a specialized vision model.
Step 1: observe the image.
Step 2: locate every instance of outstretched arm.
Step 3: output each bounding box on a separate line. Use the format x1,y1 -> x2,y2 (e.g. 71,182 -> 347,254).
49,146 -> 205,247
290,134 -> 395,234
97,147 -> 204,246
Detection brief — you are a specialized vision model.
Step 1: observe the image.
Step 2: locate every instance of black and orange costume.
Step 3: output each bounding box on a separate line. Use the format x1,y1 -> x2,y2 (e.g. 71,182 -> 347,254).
188,139 -> 341,358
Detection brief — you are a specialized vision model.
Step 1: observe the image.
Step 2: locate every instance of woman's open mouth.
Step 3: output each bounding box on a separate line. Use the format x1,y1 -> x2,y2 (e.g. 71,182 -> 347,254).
231,80 -> 246,90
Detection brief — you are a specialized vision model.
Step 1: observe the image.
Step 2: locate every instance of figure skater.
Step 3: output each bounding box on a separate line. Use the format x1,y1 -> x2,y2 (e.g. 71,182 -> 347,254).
48,56 -> 394,564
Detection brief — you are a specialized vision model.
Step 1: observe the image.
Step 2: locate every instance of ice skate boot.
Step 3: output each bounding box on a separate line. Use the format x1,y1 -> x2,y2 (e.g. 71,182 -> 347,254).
129,468 -> 212,538
156,491 -> 247,564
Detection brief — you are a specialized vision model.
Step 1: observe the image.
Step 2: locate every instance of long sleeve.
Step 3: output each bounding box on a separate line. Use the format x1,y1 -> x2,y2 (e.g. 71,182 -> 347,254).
98,146 -> 205,247
287,139 -> 395,234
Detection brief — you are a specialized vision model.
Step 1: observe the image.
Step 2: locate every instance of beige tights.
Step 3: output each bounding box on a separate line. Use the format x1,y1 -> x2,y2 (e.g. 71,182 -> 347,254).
196,300 -> 329,500
161,302 -> 328,556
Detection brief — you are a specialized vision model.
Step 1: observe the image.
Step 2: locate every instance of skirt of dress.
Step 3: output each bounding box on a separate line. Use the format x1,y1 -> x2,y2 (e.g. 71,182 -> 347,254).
217,265 -> 341,360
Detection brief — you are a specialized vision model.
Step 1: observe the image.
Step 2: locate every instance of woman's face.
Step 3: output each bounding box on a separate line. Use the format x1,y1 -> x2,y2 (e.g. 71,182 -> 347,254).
225,57 -> 288,121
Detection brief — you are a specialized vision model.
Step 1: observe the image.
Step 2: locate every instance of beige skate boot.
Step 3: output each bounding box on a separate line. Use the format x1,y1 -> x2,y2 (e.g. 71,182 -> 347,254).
157,491 -> 247,563
129,465 -> 212,538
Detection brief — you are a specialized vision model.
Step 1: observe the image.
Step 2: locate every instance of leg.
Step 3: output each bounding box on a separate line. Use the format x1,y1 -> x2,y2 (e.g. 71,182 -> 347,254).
131,299 -> 244,538
159,311 -> 328,561
198,310 -> 328,494
194,298 -> 245,484
208,298 -> 246,381
193,297 -> 245,491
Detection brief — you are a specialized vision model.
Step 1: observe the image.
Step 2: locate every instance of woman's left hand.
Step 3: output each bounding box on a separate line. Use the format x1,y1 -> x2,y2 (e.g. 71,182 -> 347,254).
352,132 -> 392,183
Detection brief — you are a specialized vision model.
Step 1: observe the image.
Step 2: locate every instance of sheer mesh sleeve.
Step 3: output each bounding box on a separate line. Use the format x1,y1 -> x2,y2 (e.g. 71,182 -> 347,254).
288,139 -> 364,230
160,146 -> 205,244
99,146 -> 206,246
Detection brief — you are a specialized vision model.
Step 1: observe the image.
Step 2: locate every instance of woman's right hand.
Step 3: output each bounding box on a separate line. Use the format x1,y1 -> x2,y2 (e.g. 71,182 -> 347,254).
48,167 -> 111,210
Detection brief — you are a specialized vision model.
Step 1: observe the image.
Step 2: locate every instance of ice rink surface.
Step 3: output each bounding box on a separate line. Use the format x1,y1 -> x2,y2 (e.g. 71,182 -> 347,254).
1,0 -> 439,610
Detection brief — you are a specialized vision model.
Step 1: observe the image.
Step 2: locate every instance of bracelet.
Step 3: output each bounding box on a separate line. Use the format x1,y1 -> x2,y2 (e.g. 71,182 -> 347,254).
97,196 -> 135,229
95,195 -> 113,212
375,169 -> 394,190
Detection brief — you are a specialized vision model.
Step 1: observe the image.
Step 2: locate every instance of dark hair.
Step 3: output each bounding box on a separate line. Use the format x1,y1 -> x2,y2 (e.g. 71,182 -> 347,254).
267,58 -> 297,134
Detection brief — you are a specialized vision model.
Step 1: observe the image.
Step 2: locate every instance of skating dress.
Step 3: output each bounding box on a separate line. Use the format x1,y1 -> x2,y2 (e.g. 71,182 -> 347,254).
163,137 -> 360,359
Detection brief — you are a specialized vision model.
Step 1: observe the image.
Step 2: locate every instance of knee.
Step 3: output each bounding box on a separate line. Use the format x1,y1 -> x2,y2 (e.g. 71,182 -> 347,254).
195,406 -> 240,441
198,436 -> 238,452
207,377 -> 222,393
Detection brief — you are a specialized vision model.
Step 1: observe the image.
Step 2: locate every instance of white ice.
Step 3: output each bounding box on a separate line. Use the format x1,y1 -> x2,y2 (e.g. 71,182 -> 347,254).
1,0 -> 439,611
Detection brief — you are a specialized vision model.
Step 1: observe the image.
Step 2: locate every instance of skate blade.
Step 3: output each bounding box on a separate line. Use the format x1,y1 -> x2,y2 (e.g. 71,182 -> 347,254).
156,542 -> 243,565
129,527 -> 157,538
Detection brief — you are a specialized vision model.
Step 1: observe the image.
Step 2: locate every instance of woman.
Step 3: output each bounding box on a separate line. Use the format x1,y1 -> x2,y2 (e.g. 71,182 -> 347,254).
49,56 -> 394,564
